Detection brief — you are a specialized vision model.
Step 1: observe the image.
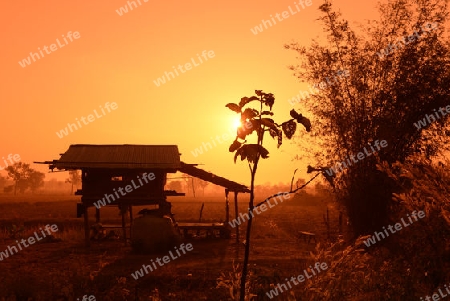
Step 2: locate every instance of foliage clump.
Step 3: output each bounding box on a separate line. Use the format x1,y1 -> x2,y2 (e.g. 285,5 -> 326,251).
286,0 -> 450,235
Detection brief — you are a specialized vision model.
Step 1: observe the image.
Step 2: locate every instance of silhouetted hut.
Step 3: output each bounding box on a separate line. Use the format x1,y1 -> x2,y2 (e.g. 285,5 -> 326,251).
37,144 -> 249,246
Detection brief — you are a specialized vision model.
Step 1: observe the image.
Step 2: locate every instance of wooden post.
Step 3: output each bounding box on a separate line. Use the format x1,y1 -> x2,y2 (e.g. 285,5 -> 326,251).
234,191 -> 239,243
129,205 -> 133,240
225,189 -> 230,223
199,203 -> 204,222
81,171 -> 90,247
95,208 -> 100,223
83,201 -> 90,247
121,205 -> 127,243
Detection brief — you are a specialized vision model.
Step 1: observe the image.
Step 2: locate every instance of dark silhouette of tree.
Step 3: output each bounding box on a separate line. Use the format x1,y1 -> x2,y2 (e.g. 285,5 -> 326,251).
195,178 -> 209,196
0,175 -> 7,192
6,162 -> 32,195
181,174 -> 197,197
5,162 -> 45,194
28,171 -> 45,194
166,180 -> 183,192
226,90 -> 310,300
286,0 -> 450,235
65,170 -> 81,195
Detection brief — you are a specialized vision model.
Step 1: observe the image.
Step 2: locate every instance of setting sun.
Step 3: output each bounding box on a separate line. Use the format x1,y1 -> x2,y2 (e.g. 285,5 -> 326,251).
232,116 -> 242,130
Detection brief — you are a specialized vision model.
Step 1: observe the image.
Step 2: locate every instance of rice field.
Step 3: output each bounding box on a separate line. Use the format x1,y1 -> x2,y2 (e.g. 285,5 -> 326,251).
0,192 -> 342,300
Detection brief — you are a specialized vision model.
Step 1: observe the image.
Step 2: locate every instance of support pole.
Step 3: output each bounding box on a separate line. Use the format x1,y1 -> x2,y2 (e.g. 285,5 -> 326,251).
129,204 -> 133,240
121,205 -> 127,243
225,189 -> 230,223
83,201 -> 90,247
234,191 -> 239,243
95,208 -> 100,223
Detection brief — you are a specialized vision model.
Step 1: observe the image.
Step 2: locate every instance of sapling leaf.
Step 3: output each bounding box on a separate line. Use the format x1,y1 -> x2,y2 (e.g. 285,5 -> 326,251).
290,109 -> 299,119
269,128 -> 279,138
234,144 -> 269,163
229,140 -> 241,152
260,118 -> 278,132
250,119 -> 261,131
234,147 -> 247,163
297,115 -> 312,132
262,93 -> 275,110
241,108 -> 259,121
226,103 -> 241,113
261,111 -> 274,116
282,120 -> 297,139
239,96 -> 260,108
237,125 -> 254,140
289,109 -> 311,132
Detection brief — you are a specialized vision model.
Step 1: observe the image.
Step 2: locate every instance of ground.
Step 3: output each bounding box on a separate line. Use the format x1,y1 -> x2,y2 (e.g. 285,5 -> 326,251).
0,192 -> 343,300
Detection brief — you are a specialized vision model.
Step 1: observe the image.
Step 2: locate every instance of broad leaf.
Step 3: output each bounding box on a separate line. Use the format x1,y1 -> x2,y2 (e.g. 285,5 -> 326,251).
269,128 -> 279,138
260,118 -> 278,132
290,109 -> 311,132
261,111 -> 274,116
239,96 -> 259,108
262,93 -> 275,110
234,144 -> 269,163
290,109 -> 299,119
250,119 -> 261,131
226,103 -> 241,113
282,120 -> 297,139
234,147 -> 246,163
229,140 -> 241,152
241,108 -> 259,121
297,115 -> 312,132
237,125 -> 254,140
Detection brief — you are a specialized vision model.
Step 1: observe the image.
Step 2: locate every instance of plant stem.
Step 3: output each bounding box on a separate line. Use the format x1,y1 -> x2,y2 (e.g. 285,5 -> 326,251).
239,157 -> 258,301
239,94 -> 265,301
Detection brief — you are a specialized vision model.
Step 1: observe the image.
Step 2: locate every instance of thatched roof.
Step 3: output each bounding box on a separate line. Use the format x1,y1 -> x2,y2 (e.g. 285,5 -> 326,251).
38,144 -> 181,170
36,144 -> 249,192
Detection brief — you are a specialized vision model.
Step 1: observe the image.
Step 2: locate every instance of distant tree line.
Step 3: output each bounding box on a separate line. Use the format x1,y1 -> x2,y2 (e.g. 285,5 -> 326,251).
3,162 -> 45,195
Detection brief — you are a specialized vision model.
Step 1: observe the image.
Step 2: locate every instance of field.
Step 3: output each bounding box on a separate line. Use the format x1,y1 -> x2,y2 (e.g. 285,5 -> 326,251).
0,192 -> 343,300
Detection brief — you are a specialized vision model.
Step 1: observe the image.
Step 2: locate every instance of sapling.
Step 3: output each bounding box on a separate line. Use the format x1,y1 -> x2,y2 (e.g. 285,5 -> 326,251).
225,90 -> 311,300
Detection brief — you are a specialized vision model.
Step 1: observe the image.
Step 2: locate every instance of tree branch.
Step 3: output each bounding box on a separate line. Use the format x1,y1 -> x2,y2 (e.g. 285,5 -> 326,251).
254,172 -> 322,208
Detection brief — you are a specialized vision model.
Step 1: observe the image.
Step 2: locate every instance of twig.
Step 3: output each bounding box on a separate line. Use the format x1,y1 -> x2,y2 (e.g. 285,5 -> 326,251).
290,169 -> 298,191
254,172 -> 322,208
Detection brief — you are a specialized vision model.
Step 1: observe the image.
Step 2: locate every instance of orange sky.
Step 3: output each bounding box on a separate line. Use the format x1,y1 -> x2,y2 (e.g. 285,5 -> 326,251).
0,0 -> 380,186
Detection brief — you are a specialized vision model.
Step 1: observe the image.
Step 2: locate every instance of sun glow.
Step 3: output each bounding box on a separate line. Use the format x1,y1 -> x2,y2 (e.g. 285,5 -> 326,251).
232,116 -> 242,130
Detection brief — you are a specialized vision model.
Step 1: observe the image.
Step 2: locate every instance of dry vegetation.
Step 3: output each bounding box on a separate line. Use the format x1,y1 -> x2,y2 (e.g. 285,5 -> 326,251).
1,158 -> 448,301
0,191 -> 342,300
